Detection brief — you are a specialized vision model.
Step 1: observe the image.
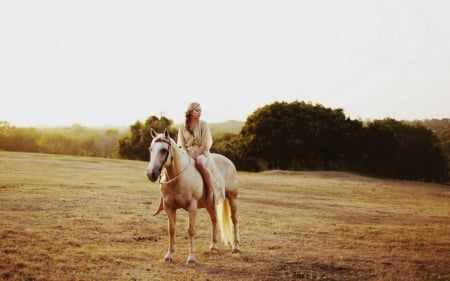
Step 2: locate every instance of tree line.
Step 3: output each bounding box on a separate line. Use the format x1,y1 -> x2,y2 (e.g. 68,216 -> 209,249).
0,122 -> 122,158
1,101 -> 448,182
234,102 -> 448,182
240,102 -> 448,182
117,101 -> 448,182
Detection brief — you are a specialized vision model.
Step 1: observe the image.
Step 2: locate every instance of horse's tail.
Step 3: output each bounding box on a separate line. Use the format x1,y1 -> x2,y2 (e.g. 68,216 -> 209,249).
217,197 -> 233,247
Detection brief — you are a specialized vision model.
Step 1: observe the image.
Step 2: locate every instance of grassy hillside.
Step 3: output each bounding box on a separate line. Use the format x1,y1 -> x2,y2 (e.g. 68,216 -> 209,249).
173,120 -> 243,136
0,152 -> 449,281
209,120 -> 244,135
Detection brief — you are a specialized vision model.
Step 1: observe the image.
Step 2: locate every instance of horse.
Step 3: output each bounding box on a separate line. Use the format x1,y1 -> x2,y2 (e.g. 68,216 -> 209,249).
146,128 -> 240,264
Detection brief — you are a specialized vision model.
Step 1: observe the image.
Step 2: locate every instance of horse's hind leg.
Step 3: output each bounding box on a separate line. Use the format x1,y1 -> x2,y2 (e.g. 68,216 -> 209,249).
228,196 -> 240,253
207,205 -> 218,251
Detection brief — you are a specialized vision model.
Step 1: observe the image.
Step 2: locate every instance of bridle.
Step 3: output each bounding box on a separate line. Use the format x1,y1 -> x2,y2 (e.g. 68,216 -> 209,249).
150,136 -> 190,185
151,137 -> 172,178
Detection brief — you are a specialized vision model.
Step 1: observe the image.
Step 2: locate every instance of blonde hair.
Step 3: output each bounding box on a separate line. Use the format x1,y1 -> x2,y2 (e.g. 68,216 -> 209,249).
184,102 -> 200,133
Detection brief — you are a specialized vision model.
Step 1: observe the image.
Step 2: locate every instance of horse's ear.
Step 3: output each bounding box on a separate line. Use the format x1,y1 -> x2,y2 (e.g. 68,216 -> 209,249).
164,128 -> 170,138
150,128 -> 158,138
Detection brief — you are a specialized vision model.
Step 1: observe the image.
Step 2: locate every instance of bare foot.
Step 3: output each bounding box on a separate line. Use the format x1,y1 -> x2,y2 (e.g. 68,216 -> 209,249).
152,197 -> 164,216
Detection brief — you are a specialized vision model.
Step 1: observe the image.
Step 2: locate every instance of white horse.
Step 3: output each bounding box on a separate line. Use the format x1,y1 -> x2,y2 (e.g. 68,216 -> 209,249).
146,128 -> 240,264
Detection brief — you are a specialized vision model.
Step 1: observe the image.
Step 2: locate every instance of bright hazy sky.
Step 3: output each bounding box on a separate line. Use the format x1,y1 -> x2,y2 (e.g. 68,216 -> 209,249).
1,1 -> 449,127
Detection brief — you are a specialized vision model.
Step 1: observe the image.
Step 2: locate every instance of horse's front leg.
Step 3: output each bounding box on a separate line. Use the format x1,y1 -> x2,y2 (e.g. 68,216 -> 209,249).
186,202 -> 197,264
164,207 -> 176,262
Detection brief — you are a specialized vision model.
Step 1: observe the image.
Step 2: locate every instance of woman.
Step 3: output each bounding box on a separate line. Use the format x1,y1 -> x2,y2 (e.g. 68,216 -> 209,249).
153,102 -> 215,216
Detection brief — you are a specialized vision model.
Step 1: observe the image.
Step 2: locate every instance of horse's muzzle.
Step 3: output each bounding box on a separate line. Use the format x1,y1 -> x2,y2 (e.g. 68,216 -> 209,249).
146,169 -> 159,182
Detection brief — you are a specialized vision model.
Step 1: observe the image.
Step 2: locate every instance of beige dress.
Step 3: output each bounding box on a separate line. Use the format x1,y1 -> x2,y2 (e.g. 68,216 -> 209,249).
177,120 -> 212,159
177,121 -> 225,204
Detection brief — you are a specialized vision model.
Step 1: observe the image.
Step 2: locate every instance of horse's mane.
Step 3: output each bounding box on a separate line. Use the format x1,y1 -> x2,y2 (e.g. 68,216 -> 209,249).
154,133 -> 187,156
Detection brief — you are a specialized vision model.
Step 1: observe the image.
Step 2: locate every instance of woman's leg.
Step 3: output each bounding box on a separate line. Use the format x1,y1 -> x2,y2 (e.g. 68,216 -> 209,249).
195,159 -> 214,207
153,196 -> 164,216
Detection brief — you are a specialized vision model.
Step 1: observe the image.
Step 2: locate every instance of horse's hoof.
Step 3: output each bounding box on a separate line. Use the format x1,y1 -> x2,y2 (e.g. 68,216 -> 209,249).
164,253 -> 173,262
186,259 -> 197,265
209,244 -> 218,251
232,248 -> 241,254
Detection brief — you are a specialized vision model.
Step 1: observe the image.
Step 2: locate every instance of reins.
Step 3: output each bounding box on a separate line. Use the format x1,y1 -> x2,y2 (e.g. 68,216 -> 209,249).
160,157 -> 191,185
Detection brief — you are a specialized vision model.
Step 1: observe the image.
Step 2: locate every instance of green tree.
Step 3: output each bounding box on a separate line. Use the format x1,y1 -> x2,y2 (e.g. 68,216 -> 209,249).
0,122 -> 40,152
239,101 -> 364,171
211,133 -> 245,169
363,119 -> 448,182
94,129 -> 121,158
118,116 -> 175,160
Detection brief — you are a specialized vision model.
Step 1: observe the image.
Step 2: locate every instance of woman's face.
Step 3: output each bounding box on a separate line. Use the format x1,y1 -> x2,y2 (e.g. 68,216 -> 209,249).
191,106 -> 202,120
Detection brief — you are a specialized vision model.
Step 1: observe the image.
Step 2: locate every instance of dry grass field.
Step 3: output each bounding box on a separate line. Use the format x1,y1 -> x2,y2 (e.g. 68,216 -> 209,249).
1,151 -> 449,281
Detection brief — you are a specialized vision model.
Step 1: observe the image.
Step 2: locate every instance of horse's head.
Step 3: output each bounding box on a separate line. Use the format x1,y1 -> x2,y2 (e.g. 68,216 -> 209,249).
146,128 -> 172,182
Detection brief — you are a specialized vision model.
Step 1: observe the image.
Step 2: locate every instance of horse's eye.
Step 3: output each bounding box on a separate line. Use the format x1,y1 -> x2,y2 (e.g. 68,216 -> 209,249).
160,148 -> 167,154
